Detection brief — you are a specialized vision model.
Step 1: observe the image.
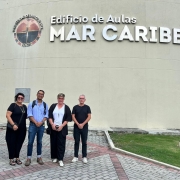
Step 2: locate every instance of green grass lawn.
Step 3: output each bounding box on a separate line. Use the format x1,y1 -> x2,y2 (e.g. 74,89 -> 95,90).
109,132 -> 180,167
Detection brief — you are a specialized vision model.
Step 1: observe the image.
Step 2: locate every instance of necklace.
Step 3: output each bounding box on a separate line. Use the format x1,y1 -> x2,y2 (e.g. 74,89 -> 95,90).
19,105 -> 25,114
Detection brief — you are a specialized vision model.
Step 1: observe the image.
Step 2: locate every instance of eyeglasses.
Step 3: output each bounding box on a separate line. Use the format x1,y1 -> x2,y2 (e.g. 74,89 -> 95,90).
38,93 -> 44,96
58,98 -> 64,100
17,97 -> 24,100
79,98 -> 85,100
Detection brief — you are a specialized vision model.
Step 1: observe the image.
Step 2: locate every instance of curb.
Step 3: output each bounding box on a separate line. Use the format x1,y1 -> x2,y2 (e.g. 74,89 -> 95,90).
104,130 -> 180,171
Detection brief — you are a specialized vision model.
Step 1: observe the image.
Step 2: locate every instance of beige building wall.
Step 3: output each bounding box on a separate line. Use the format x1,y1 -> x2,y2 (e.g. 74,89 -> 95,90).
0,0 -> 180,129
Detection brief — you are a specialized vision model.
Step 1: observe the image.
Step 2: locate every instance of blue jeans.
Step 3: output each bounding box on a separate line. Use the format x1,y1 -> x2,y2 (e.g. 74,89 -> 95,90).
27,122 -> 44,157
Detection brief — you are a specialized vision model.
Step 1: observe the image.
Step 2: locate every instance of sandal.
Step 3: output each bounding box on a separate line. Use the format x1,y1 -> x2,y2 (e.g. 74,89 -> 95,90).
15,158 -> 22,165
9,159 -> 16,166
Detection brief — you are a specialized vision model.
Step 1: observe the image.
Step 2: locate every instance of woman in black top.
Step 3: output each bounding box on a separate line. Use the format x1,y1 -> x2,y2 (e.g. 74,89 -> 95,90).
6,93 -> 27,166
48,93 -> 72,167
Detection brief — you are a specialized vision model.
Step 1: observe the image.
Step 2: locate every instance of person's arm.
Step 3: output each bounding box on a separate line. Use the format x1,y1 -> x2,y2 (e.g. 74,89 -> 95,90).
76,106 -> 91,129
78,114 -> 91,129
72,114 -> 80,126
48,104 -> 56,130
42,117 -> 47,123
80,106 -> 91,129
72,106 -> 80,126
38,117 -> 47,127
57,120 -> 68,131
82,114 -> 91,127
39,104 -> 49,126
6,103 -> 18,131
49,118 -> 56,130
6,111 -> 18,131
29,116 -> 38,125
57,105 -> 72,131
27,103 -> 39,127
43,103 -> 49,122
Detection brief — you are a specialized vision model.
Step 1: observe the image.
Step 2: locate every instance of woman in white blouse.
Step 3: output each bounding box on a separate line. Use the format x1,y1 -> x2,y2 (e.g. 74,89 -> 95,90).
48,93 -> 72,167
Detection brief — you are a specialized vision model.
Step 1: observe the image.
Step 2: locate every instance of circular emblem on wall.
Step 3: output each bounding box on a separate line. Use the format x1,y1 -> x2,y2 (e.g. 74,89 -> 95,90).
13,14 -> 43,47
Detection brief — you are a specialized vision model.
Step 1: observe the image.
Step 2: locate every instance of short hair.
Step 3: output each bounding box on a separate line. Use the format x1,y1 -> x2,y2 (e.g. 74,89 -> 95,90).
37,90 -> 45,94
14,93 -> 25,101
57,93 -> 65,98
79,94 -> 85,98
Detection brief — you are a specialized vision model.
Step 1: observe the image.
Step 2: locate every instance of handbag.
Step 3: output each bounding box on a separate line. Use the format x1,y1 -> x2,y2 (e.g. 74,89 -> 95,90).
46,126 -> 51,135
7,106 -> 24,130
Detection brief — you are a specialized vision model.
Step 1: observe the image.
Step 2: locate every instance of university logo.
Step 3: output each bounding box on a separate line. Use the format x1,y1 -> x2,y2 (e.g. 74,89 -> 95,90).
13,14 -> 43,47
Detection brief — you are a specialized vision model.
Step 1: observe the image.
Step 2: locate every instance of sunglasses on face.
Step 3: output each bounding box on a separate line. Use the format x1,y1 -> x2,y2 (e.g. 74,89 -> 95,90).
17,97 -> 24,100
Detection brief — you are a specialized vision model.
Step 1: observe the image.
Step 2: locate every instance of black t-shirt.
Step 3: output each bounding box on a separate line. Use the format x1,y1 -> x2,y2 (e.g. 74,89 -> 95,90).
7,103 -> 27,128
72,104 -> 91,127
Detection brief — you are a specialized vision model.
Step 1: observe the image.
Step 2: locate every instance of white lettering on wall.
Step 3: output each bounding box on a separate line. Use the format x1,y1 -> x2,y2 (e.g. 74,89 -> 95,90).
149,27 -> 157,43
173,28 -> 180,44
49,14 -> 180,45
50,26 -> 64,42
66,25 -> 81,41
82,25 -> 96,41
160,27 -> 171,43
135,26 -> 148,42
102,25 -> 117,41
118,25 -> 134,41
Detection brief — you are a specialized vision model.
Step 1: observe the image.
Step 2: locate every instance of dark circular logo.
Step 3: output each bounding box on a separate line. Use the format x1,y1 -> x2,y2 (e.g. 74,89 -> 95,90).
13,16 -> 43,47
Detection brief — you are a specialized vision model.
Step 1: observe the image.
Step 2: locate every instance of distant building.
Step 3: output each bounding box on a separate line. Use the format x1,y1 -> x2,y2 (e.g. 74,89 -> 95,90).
0,0 -> 180,129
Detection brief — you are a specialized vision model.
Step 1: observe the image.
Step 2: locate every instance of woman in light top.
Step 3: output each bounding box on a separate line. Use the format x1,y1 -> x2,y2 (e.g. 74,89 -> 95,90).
48,93 -> 72,167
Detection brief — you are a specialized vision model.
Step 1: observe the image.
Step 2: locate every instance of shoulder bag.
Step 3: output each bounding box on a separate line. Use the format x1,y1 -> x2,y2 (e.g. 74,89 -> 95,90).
7,104 -> 25,130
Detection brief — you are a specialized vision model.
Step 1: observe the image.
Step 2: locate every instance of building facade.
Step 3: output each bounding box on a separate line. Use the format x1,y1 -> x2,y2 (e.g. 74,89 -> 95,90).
0,0 -> 180,129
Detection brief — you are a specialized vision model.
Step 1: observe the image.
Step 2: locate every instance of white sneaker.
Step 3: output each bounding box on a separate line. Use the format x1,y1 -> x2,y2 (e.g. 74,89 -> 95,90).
52,159 -> 58,163
59,160 -> 64,167
83,157 -> 88,164
72,157 -> 78,163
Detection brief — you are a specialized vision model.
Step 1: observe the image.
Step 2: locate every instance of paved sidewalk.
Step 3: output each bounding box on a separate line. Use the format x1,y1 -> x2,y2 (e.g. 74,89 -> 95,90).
0,129 -> 180,180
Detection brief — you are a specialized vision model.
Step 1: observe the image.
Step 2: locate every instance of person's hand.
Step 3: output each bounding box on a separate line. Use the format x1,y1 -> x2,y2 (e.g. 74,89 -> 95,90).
78,123 -> 84,129
13,124 -> 18,131
51,123 -> 56,131
39,121 -> 44,127
36,122 -> 42,127
57,125 -> 63,132
34,121 -> 38,127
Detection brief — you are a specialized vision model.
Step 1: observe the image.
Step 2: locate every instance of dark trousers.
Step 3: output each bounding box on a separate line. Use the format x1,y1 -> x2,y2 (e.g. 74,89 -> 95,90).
73,125 -> 88,158
50,130 -> 66,161
6,127 -> 26,159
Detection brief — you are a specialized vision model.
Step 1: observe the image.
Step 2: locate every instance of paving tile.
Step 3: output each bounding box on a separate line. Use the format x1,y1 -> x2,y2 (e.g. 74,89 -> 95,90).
0,130 -> 180,180
117,154 -> 180,180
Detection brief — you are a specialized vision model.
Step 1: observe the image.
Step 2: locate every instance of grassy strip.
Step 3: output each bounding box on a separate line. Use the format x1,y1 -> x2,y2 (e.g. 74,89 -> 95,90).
109,133 -> 180,167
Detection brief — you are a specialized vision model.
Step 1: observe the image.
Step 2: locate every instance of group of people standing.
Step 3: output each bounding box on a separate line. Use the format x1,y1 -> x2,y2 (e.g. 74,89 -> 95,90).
5,90 -> 91,167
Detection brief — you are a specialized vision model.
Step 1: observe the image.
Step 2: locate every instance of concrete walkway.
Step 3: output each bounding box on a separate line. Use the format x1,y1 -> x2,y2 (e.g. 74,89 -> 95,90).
0,129 -> 180,180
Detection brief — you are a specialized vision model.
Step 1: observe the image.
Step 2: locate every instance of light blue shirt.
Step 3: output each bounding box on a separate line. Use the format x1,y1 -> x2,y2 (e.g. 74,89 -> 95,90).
27,100 -> 48,122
